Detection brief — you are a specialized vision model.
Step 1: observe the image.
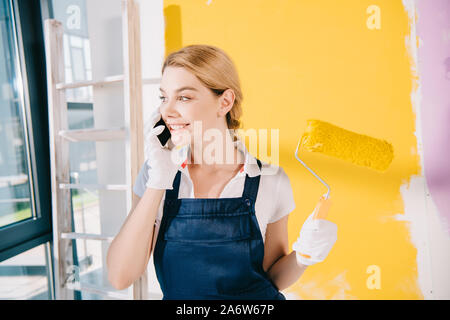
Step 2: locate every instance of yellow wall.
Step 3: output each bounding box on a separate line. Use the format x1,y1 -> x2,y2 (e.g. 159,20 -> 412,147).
163,0 -> 422,299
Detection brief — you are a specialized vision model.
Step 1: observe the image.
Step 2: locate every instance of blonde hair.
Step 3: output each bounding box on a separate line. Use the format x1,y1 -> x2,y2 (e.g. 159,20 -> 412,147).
161,45 -> 243,136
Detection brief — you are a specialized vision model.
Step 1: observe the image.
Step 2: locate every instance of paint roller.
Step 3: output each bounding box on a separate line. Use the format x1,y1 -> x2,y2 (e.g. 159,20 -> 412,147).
295,119 -> 394,221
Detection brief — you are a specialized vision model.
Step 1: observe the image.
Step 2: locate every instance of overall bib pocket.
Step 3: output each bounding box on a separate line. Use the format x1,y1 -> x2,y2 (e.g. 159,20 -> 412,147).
162,215 -> 258,295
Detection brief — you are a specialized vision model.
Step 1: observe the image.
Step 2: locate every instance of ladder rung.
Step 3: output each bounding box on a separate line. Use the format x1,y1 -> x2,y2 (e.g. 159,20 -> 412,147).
64,281 -> 130,299
56,75 -> 162,89
59,127 -> 127,142
56,74 -> 124,89
142,77 -> 161,85
59,183 -> 128,190
61,232 -> 115,242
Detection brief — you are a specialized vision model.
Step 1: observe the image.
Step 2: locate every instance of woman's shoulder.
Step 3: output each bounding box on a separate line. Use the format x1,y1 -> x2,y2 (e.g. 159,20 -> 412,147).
256,160 -> 296,223
257,160 -> 292,190
258,160 -> 289,179
133,160 -> 151,198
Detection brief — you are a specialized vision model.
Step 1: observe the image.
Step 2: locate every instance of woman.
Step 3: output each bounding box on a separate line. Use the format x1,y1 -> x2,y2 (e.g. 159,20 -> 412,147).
106,45 -> 337,300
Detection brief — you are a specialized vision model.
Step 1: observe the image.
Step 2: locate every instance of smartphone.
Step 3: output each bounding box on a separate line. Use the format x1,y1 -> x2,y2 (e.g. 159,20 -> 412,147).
153,117 -> 171,147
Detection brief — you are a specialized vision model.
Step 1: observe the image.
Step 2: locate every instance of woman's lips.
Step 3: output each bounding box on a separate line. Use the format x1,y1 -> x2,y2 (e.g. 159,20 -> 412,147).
169,123 -> 190,132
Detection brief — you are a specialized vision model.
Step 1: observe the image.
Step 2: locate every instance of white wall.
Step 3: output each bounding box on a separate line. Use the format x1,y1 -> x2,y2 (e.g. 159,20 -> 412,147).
86,0 -> 165,297
135,0 -> 166,299
86,0 -> 128,291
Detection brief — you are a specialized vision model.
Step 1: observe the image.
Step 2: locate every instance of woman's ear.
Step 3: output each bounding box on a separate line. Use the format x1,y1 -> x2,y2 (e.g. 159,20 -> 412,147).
217,88 -> 235,117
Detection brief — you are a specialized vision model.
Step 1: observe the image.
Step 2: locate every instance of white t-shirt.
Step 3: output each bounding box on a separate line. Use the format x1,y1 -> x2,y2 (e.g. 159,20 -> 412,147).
132,140 -> 296,243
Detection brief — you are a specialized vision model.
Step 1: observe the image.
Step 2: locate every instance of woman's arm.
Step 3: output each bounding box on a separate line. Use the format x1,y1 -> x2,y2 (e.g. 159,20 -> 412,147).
264,215 -> 308,291
106,187 -> 164,290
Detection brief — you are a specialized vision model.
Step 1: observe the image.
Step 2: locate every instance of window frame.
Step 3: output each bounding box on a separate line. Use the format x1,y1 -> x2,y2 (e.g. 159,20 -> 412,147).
0,0 -> 53,261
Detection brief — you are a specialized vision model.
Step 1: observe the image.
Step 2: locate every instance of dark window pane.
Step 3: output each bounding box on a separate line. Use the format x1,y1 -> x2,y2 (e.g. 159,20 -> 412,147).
0,243 -> 52,299
0,0 -> 34,228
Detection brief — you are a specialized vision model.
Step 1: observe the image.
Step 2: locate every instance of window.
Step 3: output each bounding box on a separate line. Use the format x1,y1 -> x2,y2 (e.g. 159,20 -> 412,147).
0,0 -> 52,272
0,243 -> 53,299
0,0 -> 34,228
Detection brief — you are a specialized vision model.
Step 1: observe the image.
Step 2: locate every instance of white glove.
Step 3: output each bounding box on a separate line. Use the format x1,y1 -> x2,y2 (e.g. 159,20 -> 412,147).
144,107 -> 190,190
292,211 -> 337,266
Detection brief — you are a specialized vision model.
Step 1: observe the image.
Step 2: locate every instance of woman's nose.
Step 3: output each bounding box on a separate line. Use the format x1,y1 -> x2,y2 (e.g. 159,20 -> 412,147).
160,100 -> 178,118
160,99 -> 179,116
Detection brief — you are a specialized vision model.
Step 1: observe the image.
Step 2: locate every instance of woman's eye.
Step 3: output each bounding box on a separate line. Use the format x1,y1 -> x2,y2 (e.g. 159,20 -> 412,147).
158,96 -> 190,102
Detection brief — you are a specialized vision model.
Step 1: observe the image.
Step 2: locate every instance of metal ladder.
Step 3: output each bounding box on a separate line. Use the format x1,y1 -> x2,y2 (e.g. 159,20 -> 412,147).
43,0 -> 158,300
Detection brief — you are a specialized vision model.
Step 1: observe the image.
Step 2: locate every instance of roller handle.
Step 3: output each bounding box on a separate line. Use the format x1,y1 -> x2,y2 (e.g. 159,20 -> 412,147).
312,194 -> 332,220
297,194 -> 333,260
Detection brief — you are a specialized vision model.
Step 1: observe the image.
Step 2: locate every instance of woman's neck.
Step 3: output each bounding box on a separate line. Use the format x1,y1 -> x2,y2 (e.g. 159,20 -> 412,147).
188,132 -> 244,173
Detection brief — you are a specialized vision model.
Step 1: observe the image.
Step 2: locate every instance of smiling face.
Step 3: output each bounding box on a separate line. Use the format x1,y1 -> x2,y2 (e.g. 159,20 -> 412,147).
159,66 -> 235,148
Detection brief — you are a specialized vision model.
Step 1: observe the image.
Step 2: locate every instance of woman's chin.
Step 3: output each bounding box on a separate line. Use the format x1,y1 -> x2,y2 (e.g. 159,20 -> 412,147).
171,131 -> 191,147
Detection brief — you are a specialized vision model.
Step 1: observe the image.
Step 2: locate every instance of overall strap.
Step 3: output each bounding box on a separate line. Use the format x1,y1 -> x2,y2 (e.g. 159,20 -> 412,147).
241,159 -> 262,202
166,159 -> 262,201
165,170 -> 182,199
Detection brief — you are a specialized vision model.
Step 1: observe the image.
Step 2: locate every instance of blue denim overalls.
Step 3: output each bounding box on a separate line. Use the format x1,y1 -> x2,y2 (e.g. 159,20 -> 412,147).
153,159 -> 286,300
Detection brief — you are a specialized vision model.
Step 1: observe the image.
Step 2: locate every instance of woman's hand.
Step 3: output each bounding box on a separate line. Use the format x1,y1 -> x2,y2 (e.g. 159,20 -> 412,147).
292,210 -> 338,266
144,107 -> 189,190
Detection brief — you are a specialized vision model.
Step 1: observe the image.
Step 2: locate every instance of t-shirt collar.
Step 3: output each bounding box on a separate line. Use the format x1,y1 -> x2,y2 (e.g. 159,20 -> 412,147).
179,139 -> 262,177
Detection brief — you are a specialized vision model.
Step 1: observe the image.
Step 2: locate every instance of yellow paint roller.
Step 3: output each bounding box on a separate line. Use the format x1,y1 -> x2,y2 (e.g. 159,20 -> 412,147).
295,119 -> 394,222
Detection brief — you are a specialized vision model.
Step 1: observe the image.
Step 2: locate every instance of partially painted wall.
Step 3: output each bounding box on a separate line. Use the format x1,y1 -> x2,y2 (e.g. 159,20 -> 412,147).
416,1 -> 450,234
414,0 -> 450,299
137,0 -> 449,299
